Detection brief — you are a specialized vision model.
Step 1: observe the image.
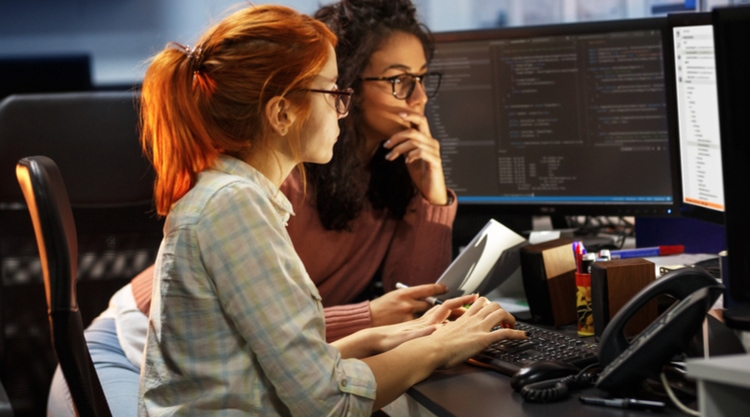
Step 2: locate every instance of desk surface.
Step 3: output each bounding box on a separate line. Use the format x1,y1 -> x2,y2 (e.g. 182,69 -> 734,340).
389,363 -> 682,417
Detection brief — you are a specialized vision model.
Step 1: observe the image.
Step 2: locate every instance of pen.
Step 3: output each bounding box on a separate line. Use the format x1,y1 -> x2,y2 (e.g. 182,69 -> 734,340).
609,245 -> 684,259
579,396 -> 666,412
572,241 -> 586,273
580,253 -> 597,274
395,282 -> 443,305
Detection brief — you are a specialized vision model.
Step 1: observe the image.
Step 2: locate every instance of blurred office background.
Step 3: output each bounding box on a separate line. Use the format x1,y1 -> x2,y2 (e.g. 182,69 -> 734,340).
1,0 -> 748,88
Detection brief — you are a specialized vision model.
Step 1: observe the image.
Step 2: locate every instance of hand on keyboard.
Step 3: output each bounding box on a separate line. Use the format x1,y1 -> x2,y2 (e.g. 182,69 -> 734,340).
469,322 -> 598,376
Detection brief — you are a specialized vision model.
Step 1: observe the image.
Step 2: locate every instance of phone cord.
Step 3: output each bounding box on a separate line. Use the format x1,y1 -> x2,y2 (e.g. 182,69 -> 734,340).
519,371 -> 599,403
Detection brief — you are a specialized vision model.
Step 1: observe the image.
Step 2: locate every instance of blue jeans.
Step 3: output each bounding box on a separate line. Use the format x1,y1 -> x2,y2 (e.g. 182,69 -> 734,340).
47,317 -> 139,416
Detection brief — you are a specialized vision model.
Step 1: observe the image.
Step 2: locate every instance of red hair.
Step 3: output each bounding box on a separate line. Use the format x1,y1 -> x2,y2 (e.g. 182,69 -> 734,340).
140,5 -> 337,215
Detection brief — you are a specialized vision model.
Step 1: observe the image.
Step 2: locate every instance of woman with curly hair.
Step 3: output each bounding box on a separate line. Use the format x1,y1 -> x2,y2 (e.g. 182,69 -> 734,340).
288,0 -> 456,336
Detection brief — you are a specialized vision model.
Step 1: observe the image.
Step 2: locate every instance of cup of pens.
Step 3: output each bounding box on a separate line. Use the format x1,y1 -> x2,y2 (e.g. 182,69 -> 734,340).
575,250 -> 596,337
576,272 -> 594,336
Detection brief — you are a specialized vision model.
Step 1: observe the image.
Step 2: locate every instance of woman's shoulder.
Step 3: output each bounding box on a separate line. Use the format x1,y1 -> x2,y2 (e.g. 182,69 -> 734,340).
169,167 -> 286,228
188,170 -> 263,207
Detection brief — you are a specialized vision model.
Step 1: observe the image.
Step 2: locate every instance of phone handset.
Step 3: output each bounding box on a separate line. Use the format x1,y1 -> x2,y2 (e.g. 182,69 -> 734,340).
598,267 -> 718,367
596,267 -> 722,394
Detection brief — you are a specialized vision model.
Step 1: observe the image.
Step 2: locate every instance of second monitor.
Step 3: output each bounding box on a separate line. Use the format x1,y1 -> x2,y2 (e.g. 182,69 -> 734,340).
427,17 -> 679,217
663,12 -> 725,226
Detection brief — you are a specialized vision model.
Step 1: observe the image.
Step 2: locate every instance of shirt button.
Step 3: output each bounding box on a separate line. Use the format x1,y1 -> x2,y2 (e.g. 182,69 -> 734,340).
340,379 -> 348,388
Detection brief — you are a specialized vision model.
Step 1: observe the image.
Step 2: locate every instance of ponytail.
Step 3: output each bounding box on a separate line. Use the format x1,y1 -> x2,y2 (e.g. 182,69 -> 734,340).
140,5 -> 337,216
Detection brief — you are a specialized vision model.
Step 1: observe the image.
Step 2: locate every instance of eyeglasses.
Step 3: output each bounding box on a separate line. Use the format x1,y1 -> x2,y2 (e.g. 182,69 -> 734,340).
361,72 -> 442,100
304,86 -> 354,117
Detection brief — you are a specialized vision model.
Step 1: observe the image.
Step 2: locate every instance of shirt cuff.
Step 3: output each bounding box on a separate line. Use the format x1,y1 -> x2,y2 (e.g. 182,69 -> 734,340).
418,188 -> 457,226
338,358 -> 377,401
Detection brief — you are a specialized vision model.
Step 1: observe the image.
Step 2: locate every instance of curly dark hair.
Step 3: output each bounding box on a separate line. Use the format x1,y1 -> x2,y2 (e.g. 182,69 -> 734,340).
307,0 -> 435,231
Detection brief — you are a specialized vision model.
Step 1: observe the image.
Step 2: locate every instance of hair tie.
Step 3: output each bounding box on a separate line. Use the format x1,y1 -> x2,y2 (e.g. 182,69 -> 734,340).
185,45 -> 204,72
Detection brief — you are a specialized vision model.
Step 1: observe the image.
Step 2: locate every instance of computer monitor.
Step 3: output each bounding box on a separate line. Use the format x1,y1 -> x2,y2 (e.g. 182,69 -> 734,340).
426,17 -> 680,217
663,12 -> 725,226
713,5 -> 750,330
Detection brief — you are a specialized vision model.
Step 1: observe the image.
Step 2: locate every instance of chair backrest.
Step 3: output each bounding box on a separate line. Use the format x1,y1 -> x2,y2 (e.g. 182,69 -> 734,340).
16,156 -> 112,417
0,377 -> 13,417
0,91 -> 162,415
0,91 -> 152,206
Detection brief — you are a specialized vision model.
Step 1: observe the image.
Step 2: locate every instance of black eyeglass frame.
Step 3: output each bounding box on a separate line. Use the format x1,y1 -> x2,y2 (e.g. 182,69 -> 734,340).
361,72 -> 442,100
304,87 -> 354,116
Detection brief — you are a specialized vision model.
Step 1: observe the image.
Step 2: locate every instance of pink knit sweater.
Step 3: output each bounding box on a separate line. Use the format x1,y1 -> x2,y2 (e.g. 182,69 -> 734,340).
132,170 -> 457,342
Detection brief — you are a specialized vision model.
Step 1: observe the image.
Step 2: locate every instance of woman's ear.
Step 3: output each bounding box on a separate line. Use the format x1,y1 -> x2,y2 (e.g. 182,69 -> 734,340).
265,96 -> 296,137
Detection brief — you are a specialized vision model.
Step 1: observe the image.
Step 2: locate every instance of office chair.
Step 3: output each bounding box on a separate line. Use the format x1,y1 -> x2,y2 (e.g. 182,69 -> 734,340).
0,379 -> 13,417
0,91 -> 162,415
16,156 -> 113,417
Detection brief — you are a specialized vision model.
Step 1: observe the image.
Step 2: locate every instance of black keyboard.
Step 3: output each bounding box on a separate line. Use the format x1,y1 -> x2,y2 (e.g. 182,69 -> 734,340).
468,322 -> 599,376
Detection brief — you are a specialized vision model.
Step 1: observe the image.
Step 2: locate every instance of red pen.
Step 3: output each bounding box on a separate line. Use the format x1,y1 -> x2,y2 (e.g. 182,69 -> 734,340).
572,241 -> 586,272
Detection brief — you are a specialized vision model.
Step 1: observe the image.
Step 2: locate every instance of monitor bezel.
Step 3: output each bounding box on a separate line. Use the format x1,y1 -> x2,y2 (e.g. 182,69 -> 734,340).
429,17 -> 681,218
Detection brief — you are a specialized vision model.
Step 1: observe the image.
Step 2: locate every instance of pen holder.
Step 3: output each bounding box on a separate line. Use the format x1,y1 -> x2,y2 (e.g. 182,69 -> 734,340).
576,272 -> 594,336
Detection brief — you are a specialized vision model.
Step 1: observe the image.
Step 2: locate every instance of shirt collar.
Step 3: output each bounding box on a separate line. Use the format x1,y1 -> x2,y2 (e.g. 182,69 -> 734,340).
214,155 -> 295,224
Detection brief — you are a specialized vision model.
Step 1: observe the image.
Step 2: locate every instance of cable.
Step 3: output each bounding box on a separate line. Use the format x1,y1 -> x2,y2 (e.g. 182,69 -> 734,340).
519,376 -> 571,403
660,371 -> 700,416
565,216 -> 634,249
519,363 -> 600,403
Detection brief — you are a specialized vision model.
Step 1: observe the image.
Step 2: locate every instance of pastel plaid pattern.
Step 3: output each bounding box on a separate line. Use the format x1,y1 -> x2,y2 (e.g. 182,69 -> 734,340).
140,156 -> 376,416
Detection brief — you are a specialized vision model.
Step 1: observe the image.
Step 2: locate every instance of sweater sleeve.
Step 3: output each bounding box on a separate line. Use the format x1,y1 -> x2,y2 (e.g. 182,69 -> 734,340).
381,189 -> 458,292
131,264 -> 156,315
323,301 -> 372,343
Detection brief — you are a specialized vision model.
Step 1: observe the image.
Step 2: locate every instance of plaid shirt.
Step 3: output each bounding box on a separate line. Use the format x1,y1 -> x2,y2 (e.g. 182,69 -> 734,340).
139,155 -> 376,416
